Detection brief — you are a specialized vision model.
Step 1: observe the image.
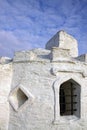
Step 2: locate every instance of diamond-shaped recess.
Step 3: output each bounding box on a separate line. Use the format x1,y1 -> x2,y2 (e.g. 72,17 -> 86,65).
9,84 -> 34,111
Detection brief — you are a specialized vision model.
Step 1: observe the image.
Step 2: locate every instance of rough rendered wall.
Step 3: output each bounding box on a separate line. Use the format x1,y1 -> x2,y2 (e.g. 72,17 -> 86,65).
8,49 -> 55,130
8,62 -> 55,130
7,48 -> 87,130
0,63 -> 12,130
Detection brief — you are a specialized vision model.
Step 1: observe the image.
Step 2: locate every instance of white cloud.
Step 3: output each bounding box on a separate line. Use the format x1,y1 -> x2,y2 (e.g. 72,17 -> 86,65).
0,30 -> 22,57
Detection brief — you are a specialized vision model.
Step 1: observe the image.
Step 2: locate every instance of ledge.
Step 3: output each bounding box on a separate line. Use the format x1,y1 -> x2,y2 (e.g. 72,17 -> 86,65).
53,115 -> 79,125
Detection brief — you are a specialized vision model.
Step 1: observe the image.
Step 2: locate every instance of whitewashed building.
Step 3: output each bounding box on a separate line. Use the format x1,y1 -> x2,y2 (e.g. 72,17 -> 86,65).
0,30 -> 87,130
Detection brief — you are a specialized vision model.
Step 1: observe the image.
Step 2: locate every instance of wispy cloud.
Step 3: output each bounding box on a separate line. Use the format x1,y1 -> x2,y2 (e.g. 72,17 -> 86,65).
0,0 -> 87,57
0,30 -> 22,57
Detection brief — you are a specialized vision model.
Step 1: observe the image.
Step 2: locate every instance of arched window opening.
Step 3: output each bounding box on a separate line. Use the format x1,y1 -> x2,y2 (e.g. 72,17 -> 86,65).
59,79 -> 81,118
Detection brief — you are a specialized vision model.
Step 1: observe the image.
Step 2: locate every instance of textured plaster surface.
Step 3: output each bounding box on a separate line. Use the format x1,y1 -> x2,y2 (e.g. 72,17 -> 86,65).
0,62 -> 12,130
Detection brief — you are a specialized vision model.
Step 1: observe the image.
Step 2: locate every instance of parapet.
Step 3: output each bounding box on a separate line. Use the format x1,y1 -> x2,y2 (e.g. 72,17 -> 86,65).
45,30 -> 78,57
13,48 -> 51,62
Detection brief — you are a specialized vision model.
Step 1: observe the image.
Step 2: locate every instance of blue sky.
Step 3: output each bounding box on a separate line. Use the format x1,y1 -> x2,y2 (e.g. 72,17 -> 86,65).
0,0 -> 87,57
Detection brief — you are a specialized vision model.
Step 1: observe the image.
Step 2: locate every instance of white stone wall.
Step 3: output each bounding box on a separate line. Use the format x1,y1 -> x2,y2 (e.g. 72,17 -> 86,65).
0,63 -> 12,130
8,61 -> 54,130
7,48 -> 87,130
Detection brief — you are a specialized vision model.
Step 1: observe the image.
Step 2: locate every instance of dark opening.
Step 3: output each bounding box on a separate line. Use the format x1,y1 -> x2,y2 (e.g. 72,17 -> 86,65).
60,88 -> 66,115
59,79 -> 80,117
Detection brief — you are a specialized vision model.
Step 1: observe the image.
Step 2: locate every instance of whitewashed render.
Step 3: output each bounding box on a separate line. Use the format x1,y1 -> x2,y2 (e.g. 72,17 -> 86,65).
0,30 -> 87,130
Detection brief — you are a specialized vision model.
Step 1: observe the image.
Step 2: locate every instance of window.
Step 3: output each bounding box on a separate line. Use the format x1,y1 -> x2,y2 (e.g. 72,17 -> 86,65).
59,79 -> 80,117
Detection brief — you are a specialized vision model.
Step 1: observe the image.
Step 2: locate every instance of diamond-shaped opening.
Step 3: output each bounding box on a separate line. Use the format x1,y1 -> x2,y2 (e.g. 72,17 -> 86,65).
10,88 -> 28,110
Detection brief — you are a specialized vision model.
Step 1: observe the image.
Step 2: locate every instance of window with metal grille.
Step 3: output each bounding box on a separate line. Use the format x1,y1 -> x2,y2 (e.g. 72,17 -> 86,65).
59,79 -> 80,117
